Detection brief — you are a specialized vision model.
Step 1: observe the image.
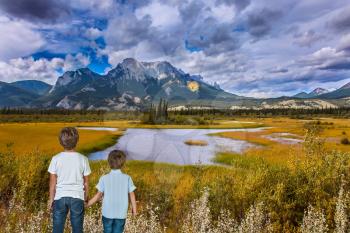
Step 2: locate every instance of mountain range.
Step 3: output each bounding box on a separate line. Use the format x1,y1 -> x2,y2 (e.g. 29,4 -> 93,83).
293,88 -> 329,99
1,58 -> 350,110
2,58 -> 241,110
11,80 -> 52,95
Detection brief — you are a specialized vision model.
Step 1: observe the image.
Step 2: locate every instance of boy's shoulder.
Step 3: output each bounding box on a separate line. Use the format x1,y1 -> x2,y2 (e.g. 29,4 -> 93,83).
53,151 -> 86,159
50,152 -> 89,166
102,171 -> 132,179
122,172 -> 132,178
51,152 -> 62,161
120,173 -> 134,182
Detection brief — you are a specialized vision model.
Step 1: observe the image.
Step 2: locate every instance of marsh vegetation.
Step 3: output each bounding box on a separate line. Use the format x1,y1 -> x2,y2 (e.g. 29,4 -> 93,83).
184,139 -> 208,146
0,117 -> 350,232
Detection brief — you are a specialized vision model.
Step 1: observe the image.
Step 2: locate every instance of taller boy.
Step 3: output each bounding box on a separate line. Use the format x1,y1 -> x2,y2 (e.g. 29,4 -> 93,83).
48,127 -> 91,233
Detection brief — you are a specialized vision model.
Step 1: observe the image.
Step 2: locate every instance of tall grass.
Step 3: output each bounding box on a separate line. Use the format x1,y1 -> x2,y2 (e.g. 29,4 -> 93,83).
1,124 -> 350,232
3,185 -> 349,233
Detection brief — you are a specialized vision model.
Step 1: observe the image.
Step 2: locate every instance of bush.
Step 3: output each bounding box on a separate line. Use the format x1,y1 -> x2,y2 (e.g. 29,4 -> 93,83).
341,137 -> 350,145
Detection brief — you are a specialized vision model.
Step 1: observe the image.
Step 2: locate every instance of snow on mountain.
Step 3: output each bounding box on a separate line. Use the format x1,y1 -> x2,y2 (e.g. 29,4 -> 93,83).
318,82 -> 350,99
293,88 -> 329,98
340,82 -> 350,90
310,88 -> 329,96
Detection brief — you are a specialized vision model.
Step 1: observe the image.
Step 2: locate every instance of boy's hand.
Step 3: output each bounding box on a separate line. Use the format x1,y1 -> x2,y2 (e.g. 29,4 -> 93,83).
47,199 -> 53,211
85,200 -> 91,208
132,208 -> 137,216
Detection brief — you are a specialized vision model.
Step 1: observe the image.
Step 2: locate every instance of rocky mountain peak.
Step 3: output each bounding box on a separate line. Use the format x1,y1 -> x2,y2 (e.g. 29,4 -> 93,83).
121,58 -> 143,69
30,58 -> 242,110
310,88 -> 328,95
340,82 -> 350,90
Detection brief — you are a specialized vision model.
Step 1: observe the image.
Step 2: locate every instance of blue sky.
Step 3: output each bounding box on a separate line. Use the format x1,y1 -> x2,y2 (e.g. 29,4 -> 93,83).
0,0 -> 350,97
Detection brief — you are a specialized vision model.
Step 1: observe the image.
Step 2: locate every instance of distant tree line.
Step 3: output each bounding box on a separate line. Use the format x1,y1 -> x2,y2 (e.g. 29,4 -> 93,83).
143,99 -> 169,124
0,107 -> 106,115
1,105 -> 350,123
0,108 -> 142,123
171,106 -> 350,118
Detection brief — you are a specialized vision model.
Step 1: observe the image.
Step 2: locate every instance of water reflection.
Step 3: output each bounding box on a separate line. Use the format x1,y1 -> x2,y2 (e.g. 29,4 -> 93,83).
88,128 -> 264,165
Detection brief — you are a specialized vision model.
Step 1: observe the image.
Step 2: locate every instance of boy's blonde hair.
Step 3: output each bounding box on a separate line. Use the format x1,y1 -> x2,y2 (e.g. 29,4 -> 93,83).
59,127 -> 79,150
108,150 -> 126,169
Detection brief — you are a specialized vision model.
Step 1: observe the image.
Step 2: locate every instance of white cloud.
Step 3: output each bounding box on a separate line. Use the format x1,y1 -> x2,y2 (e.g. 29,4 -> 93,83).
1,0 -> 350,97
0,53 -> 90,84
63,53 -> 90,71
105,41 -> 167,67
84,27 -> 103,40
0,57 -> 62,83
0,17 -> 44,61
297,46 -> 349,70
293,30 -> 324,47
69,0 -> 116,17
338,33 -> 350,51
135,1 -> 181,28
206,1 -> 236,23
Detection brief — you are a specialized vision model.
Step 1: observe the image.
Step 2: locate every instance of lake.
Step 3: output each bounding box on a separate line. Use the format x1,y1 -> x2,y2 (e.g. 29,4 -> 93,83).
87,127 -> 265,165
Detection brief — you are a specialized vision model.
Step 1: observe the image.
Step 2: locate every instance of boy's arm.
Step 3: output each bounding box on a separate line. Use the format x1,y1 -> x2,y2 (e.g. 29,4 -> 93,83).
83,176 -> 89,203
87,192 -> 103,207
129,192 -> 137,216
48,173 -> 57,211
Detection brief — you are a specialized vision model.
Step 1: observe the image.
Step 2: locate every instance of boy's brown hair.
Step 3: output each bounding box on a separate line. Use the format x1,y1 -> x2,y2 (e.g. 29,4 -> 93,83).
108,150 -> 126,169
59,127 -> 79,150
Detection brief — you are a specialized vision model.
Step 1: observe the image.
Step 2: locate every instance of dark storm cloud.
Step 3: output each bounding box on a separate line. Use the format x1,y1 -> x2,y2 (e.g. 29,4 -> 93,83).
268,67 -> 288,74
319,60 -> 350,70
291,72 -> 349,84
2,0 -> 350,97
0,0 -> 70,23
215,0 -> 251,11
247,8 -> 282,38
338,38 -> 350,52
105,14 -> 152,50
179,1 -> 204,25
116,0 -> 151,9
238,71 -> 348,93
330,7 -> 350,32
186,18 -> 239,56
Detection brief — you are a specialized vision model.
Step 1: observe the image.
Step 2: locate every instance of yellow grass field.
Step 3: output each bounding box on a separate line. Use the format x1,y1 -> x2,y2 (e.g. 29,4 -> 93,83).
1,117 -> 349,158
212,117 -> 350,165
0,123 -> 122,155
0,119 -> 263,156
1,117 -> 350,232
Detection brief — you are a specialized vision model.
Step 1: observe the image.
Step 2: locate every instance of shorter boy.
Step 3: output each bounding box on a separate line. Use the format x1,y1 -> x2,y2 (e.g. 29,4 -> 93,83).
87,150 -> 137,233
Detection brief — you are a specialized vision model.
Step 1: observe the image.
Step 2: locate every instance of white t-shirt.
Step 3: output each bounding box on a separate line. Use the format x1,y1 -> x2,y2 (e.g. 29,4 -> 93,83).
48,152 -> 91,200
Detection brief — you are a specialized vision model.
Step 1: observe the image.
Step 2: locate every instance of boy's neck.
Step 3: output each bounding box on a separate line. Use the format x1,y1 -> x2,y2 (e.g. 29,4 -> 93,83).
64,149 -> 76,152
111,169 -> 121,172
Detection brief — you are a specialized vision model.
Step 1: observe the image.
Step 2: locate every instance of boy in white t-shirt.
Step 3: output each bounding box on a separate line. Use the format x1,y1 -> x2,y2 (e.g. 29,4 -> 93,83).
48,127 -> 91,233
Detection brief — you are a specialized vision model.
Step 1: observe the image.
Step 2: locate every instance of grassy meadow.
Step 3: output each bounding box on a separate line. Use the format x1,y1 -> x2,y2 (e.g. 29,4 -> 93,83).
1,117 -> 350,232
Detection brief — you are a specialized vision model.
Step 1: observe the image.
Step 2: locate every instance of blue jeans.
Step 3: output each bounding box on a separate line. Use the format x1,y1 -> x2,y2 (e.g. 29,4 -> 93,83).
102,216 -> 126,233
52,197 -> 84,233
